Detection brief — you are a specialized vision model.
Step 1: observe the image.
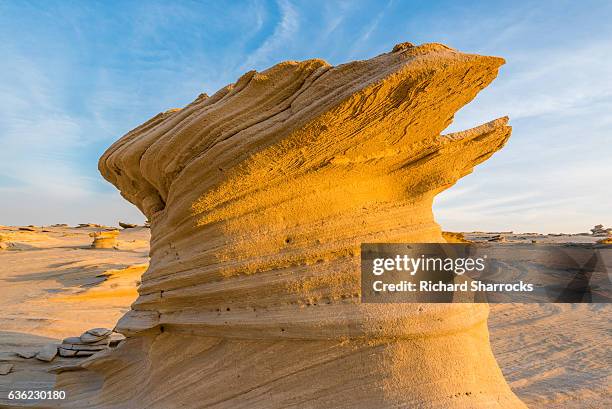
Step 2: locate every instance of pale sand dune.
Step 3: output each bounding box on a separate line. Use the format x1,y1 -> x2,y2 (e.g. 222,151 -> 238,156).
0,227 -> 609,407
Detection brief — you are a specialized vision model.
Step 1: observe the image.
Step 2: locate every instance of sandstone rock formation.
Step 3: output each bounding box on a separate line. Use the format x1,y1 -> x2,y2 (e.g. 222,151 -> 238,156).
21,329 -> 127,361
488,234 -> 507,242
89,230 -> 119,249
441,231 -> 472,243
57,43 -> 524,408
58,329 -> 125,357
78,223 -> 104,228
591,224 -> 612,236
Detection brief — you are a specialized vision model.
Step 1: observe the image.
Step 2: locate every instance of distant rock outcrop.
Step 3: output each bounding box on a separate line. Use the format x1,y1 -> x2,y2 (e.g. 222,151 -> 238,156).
489,234 -> 507,242
58,43 -> 524,408
442,231 -> 472,243
591,224 -> 612,236
89,230 -> 119,249
0,234 -> 13,250
77,223 -> 104,228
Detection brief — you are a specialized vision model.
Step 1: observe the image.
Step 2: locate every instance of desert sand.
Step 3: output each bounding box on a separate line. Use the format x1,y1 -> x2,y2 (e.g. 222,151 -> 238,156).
0,226 -> 609,408
0,42 -> 609,408
0,225 -> 148,407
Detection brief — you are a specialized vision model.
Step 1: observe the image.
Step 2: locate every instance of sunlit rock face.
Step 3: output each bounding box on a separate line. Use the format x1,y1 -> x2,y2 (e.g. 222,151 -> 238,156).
57,43 -> 525,408
89,230 -> 119,249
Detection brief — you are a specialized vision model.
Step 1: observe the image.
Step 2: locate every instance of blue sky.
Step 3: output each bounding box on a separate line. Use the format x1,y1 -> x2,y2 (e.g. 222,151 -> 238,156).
0,0 -> 610,232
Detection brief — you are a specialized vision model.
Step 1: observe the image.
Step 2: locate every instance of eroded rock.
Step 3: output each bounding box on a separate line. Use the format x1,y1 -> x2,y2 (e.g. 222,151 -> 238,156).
0,363 -> 13,375
62,343 -> 108,351
591,224 -> 612,236
36,344 -> 58,362
58,348 -> 78,357
77,223 -> 103,228
442,231 -> 472,243
16,349 -> 37,359
54,329 -> 125,359
89,230 -> 119,249
79,332 -> 108,344
86,328 -> 112,337
57,42 -> 524,408
489,234 -> 507,242
108,332 -> 126,347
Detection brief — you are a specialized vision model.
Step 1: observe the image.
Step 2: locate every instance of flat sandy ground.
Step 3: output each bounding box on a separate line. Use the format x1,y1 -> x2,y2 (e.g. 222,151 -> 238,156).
0,226 -> 609,408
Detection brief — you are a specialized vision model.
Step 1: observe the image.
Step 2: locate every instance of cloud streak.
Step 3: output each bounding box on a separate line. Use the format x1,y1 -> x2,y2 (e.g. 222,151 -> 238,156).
241,0 -> 300,71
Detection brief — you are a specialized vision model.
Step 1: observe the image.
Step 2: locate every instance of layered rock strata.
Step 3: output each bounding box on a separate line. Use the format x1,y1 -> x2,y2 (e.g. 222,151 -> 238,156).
57,43 -> 525,408
22,329 -> 126,361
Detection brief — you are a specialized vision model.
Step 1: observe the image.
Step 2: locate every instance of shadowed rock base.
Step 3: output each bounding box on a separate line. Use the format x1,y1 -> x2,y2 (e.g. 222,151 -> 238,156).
56,42 -> 526,408
57,322 -> 524,408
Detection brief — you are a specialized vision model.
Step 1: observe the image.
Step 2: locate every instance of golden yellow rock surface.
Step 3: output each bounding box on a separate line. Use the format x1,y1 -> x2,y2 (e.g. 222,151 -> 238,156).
57,42 -> 524,408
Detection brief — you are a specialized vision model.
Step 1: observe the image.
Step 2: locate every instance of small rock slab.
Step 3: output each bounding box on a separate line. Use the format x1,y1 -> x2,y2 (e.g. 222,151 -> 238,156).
0,363 -> 13,375
16,350 -> 37,359
61,343 -> 108,351
79,332 -> 107,344
58,348 -> 78,357
87,328 -> 112,337
36,344 -> 58,362
78,223 -> 103,228
65,337 -> 109,346
109,332 -> 126,347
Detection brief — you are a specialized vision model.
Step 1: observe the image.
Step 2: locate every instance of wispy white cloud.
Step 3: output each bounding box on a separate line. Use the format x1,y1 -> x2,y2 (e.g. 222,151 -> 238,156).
347,0 -> 394,58
240,0 -> 300,70
0,53 -> 84,194
360,0 -> 393,42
